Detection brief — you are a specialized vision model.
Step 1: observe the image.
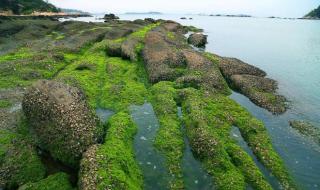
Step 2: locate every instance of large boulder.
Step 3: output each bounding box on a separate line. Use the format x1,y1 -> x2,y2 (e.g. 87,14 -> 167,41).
22,80 -> 103,167
187,33 -> 207,47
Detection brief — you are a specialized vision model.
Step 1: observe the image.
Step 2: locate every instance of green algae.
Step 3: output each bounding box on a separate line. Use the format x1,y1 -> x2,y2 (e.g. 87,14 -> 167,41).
95,112 -> 143,190
18,172 -> 73,190
150,82 -> 184,189
0,100 -> 12,108
226,144 -> 272,190
0,129 -> 46,189
179,87 -> 295,189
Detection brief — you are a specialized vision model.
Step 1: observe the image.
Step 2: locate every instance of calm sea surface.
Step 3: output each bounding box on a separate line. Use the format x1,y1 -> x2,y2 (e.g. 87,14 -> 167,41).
65,14 -> 320,189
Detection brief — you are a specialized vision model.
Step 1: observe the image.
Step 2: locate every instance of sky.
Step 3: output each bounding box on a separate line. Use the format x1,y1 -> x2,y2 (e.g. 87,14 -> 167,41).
48,0 -> 320,17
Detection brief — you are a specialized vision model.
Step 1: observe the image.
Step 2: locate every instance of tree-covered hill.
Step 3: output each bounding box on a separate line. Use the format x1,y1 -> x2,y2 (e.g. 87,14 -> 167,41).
0,0 -> 59,15
305,5 -> 320,18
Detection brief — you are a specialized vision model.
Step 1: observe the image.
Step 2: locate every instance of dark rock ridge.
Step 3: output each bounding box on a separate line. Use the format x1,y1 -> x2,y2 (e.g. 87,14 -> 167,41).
187,33 -> 208,47
215,55 -> 287,114
103,13 -> 119,21
289,120 -> 320,144
22,80 -> 103,167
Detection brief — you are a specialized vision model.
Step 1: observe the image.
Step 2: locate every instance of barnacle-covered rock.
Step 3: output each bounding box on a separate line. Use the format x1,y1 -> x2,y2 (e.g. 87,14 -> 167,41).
22,80 -> 103,167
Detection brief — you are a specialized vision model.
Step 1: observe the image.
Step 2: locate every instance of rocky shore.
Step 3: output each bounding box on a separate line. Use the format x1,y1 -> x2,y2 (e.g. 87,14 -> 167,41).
0,16 -> 295,190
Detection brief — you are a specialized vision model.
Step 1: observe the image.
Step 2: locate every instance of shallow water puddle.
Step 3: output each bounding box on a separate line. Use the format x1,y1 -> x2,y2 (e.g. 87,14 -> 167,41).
130,103 -> 171,190
95,108 -> 114,123
230,126 -> 282,190
178,107 -> 214,190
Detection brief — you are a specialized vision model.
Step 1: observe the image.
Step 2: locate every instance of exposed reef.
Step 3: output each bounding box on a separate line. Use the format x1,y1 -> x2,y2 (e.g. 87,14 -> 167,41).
0,16 -> 296,190
214,55 -> 287,114
289,120 -> 320,144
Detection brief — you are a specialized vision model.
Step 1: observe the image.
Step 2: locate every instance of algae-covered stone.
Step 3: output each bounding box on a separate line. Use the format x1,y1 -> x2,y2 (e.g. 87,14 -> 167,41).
215,55 -> 287,114
230,74 -> 287,114
289,120 -> 320,144
178,50 -> 230,94
150,82 -> 184,189
79,112 -> 143,190
0,130 -> 45,189
22,80 -> 103,167
187,33 -> 207,47
18,172 -> 73,190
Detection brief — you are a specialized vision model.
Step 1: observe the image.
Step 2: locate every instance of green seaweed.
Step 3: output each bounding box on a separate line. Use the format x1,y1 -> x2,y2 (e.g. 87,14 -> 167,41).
150,82 -> 184,189
0,100 -> 12,108
95,112 -> 143,190
179,87 -> 295,189
0,129 -> 45,189
18,172 -> 73,190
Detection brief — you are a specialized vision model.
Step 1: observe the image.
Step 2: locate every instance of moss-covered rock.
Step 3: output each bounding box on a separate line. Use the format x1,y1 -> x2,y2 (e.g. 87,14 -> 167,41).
289,120 -> 320,144
18,172 -> 73,190
22,80 -> 103,168
179,88 -> 295,189
79,112 -> 143,190
187,33 -> 207,47
0,129 -> 45,189
150,82 -> 184,189
226,144 -> 272,190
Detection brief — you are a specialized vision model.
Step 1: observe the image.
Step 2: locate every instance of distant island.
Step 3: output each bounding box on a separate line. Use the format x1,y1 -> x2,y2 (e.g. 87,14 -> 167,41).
208,14 -> 252,18
0,0 -> 90,17
0,0 -> 59,15
125,11 -> 162,15
304,5 -> 320,19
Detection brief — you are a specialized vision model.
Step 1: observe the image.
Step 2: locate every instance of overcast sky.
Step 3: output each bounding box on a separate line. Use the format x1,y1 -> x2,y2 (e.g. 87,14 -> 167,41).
48,0 -> 319,17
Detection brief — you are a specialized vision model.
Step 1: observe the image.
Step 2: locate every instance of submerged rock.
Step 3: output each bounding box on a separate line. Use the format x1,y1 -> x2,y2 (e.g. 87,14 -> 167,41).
187,33 -> 208,47
289,120 -> 320,144
22,80 -> 103,167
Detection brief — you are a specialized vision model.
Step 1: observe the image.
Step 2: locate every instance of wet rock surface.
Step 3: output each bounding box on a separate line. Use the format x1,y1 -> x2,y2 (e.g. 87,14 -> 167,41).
187,33 -> 207,47
289,120 -> 320,144
22,80 -> 103,167
215,55 -> 287,114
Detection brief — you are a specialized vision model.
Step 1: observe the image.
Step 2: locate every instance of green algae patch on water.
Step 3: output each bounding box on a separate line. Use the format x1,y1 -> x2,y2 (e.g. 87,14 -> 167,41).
18,172 -> 73,190
0,129 -> 46,189
79,112 -> 143,190
150,82 -> 185,189
179,88 -> 295,190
